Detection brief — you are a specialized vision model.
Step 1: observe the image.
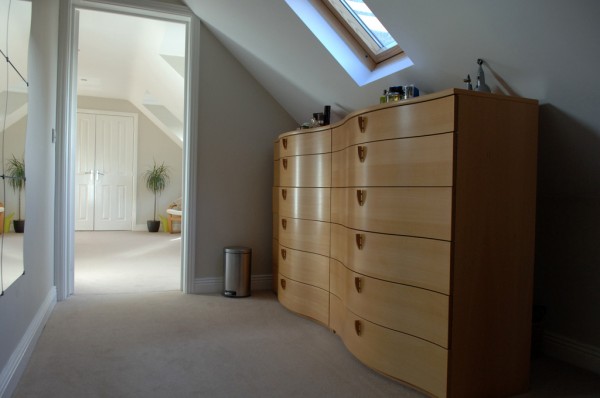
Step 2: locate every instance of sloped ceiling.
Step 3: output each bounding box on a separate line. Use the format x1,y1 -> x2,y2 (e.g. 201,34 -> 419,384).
78,9 -> 186,146
184,0 -> 600,191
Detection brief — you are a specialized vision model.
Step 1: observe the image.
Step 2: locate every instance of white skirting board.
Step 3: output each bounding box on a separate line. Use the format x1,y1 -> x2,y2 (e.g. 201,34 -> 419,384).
194,274 -> 273,294
0,287 -> 57,398
544,331 -> 600,375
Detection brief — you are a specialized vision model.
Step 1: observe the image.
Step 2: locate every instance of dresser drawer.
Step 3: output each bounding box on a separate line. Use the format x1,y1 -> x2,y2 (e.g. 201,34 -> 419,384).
279,154 -> 331,187
272,187 -> 279,213
279,246 -> 329,290
279,217 -> 330,256
332,96 -> 455,151
280,128 -> 331,156
330,224 -> 450,294
272,239 -> 279,293
330,259 -> 449,347
330,295 -> 448,398
331,187 -> 452,240
278,275 -> 329,326
274,140 -> 280,160
278,187 -> 330,222
273,159 -> 280,186
332,133 -> 454,187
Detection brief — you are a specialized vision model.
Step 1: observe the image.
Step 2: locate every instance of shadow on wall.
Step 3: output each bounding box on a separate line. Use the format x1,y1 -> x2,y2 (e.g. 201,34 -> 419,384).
534,104 -> 600,346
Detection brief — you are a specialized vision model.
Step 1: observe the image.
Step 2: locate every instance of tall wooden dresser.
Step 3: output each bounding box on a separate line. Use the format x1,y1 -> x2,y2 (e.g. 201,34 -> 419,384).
273,88 -> 538,397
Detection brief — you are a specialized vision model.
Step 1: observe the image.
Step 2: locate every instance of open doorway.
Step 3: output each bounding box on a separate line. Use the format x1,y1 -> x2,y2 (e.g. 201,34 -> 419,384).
55,1 -> 199,299
73,9 -> 185,294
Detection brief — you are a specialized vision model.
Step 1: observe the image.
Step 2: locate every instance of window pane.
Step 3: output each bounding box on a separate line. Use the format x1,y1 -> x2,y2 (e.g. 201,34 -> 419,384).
340,0 -> 397,50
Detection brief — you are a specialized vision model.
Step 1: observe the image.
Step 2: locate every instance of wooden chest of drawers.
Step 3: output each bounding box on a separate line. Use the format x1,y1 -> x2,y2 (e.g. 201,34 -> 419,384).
273,89 -> 538,397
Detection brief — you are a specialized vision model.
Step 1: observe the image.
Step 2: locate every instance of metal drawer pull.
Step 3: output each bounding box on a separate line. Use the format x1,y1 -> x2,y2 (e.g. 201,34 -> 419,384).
355,234 -> 365,250
281,248 -> 286,260
355,320 -> 362,336
282,138 -> 288,149
357,189 -> 367,206
282,158 -> 288,170
355,277 -> 362,293
357,145 -> 367,162
282,189 -> 287,200
280,279 -> 286,289
281,219 -> 287,229
358,116 -> 367,133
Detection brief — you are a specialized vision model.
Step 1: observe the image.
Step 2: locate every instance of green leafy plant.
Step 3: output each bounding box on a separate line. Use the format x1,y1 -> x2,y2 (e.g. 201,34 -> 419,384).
6,155 -> 25,220
143,161 -> 170,221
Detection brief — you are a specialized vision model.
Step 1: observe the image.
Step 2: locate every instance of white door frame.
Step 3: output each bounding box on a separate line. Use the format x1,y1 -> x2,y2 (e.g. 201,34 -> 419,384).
55,0 -> 200,299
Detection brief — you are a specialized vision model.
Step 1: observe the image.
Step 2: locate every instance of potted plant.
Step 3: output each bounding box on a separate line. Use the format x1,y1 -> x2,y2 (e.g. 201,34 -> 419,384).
6,155 -> 25,233
143,160 -> 170,232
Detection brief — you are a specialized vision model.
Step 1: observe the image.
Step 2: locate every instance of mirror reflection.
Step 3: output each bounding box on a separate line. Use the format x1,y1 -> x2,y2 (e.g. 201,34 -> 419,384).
1,0 -> 30,293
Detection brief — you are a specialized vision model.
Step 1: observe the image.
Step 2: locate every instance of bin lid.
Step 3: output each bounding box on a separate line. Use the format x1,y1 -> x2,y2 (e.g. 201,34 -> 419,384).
224,246 -> 251,254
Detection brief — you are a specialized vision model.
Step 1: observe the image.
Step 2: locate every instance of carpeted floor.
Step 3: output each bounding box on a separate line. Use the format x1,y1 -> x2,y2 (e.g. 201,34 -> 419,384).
74,231 -> 181,294
11,232 -> 600,397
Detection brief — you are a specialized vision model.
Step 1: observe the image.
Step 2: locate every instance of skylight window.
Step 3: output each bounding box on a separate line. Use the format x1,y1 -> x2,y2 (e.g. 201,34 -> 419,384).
323,0 -> 402,63
285,0 -> 412,86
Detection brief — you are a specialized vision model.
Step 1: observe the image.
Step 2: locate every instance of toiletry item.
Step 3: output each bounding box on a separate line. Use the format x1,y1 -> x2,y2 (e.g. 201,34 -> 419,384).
475,59 -> 491,92
323,105 -> 331,125
380,90 -> 388,103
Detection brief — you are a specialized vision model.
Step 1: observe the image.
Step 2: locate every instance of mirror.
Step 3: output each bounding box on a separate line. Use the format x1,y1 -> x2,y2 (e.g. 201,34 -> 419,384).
0,0 -> 30,293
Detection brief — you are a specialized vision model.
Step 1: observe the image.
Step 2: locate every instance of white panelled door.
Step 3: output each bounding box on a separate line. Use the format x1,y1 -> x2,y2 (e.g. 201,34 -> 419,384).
75,112 -> 135,231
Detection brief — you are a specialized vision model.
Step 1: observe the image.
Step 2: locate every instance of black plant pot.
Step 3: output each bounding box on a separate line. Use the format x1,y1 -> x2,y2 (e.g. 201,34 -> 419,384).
147,220 -> 160,233
13,219 -> 25,233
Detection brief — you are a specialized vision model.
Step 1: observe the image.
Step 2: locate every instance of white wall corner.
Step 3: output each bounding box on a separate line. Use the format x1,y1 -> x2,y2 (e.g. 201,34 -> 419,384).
0,287 -> 57,398
193,274 -> 273,295
543,331 -> 600,375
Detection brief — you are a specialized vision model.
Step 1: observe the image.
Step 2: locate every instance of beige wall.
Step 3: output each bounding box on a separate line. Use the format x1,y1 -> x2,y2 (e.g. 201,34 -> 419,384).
194,23 -> 296,279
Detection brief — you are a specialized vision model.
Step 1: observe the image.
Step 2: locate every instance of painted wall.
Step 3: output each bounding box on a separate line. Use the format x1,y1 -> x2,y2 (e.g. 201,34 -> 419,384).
0,1 -> 58,396
194,22 -> 297,281
77,96 -> 183,229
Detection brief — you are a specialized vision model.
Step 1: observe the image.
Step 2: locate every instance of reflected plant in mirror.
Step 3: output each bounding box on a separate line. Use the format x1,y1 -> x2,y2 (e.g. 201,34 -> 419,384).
6,155 -> 24,233
1,0 -> 31,293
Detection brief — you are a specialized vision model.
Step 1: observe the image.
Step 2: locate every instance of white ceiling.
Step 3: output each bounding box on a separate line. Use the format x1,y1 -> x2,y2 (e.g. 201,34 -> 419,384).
78,9 -> 186,145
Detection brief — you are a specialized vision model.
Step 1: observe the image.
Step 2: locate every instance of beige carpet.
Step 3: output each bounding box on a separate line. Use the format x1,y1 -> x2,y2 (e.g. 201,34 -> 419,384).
74,231 -> 181,294
13,291 -> 422,398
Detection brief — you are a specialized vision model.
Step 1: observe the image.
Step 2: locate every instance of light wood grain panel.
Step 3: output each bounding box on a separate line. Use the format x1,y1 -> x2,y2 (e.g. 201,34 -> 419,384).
278,276 -> 329,326
330,224 -> 450,294
447,92 -> 538,397
278,187 -> 330,221
274,140 -> 280,161
330,295 -> 448,398
273,160 -> 280,186
272,187 -> 279,213
280,129 -> 331,156
331,187 -> 452,240
330,259 -> 449,347
332,133 -> 454,187
279,246 -> 329,290
332,96 -> 455,151
272,239 -> 279,293
279,154 -> 331,187
279,217 -> 330,257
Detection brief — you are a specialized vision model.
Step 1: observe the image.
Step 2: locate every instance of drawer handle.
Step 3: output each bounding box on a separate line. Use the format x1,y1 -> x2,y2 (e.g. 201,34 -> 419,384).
358,116 -> 367,133
282,138 -> 288,149
355,277 -> 362,293
281,248 -> 287,260
281,219 -> 287,229
356,189 -> 367,206
282,158 -> 288,170
355,234 -> 365,250
281,189 -> 287,200
355,320 -> 362,336
357,145 -> 367,162
280,279 -> 286,289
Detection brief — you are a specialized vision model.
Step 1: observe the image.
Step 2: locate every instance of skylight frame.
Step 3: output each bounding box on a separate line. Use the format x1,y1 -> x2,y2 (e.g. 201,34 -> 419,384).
322,0 -> 402,64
